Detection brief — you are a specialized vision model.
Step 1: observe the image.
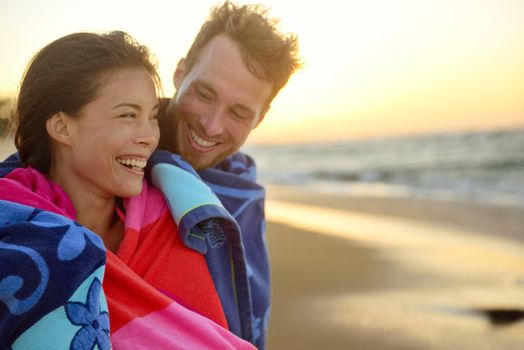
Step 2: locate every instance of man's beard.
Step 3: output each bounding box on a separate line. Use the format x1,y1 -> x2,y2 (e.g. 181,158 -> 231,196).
160,104 -> 235,170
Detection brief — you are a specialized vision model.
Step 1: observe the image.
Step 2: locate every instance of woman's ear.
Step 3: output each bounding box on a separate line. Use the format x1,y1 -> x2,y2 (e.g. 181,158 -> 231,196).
46,112 -> 73,146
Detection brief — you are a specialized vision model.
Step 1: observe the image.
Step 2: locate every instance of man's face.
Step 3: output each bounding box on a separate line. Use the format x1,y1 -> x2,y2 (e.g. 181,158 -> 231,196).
167,34 -> 273,170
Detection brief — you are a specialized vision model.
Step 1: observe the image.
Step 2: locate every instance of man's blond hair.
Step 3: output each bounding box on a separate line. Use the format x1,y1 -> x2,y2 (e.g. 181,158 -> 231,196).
184,1 -> 302,106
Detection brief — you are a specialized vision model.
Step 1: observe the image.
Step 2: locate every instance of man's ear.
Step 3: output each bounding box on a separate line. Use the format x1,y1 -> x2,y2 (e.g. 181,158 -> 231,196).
173,58 -> 186,90
46,112 -> 73,146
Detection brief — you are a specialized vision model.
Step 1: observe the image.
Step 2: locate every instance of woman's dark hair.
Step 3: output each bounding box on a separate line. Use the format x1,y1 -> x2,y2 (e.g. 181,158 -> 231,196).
14,31 -> 160,173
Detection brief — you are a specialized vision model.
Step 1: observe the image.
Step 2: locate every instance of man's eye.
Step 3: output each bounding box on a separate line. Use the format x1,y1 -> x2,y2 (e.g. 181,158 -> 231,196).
196,89 -> 212,101
232,111 -> 245,119
232,110 -> 252,122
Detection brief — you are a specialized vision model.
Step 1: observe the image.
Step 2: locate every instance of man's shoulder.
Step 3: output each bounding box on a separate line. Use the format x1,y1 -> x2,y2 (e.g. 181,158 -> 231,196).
211,151 -> 257,180
0,152 -> 23,177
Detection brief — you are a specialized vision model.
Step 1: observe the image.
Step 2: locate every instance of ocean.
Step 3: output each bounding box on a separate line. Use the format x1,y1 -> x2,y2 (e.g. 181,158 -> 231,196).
243,128 -> 524,207
2,128 -> 524,207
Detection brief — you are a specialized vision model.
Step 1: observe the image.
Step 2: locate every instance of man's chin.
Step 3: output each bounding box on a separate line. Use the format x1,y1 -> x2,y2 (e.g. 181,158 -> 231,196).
177,139 -> 233,170
186,152 -> 229,170
192,158 -> 218,171
179,153 -> 212,170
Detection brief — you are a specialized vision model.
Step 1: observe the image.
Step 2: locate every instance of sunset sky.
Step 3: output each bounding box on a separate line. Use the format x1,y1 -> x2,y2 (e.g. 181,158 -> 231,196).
1,0 -> 523,144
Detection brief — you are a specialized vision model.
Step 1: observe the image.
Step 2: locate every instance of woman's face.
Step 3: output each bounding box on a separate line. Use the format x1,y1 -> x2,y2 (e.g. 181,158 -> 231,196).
64,68 -> 159,199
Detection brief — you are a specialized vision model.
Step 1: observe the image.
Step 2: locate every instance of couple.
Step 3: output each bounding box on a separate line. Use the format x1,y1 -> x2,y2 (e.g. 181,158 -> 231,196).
0,1 -> 301,349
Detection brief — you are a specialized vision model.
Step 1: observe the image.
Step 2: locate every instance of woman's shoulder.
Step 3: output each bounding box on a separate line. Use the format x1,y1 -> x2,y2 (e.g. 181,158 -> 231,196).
0,200 -> 107,348
0,166 -> 76,217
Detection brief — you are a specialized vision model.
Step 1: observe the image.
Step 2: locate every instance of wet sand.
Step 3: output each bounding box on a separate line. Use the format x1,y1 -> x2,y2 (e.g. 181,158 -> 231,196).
3,138 -> 523,348
264,186 -> 524,350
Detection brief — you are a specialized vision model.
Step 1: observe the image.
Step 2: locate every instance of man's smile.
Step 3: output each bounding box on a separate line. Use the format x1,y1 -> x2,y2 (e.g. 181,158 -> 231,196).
189,127 -> 219,149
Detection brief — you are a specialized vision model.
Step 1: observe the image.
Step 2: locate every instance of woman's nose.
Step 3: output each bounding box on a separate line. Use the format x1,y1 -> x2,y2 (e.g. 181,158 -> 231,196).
136,118 -> 159,147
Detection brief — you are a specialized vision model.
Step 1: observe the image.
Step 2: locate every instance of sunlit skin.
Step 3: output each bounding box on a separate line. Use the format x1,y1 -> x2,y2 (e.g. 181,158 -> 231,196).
163,34 -> 273,170
2,1 -> 524,144
48,68 -> 160,250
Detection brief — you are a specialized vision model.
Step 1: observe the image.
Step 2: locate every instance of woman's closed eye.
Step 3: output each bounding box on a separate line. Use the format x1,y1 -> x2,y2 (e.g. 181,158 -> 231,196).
119,112 -> 136,119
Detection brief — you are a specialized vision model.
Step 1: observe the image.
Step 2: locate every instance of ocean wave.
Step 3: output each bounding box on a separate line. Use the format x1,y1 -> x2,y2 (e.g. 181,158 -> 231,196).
244,128 -> 524,207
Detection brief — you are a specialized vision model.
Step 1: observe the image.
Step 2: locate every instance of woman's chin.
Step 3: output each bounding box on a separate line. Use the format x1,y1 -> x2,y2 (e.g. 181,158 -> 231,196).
115,182 -> 143,199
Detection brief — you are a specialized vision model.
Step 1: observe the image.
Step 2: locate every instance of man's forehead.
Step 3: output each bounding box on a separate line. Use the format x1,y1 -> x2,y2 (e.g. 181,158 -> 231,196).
182,34 -> 273,111
195,35 -> 244,70
193,35 -> 268,83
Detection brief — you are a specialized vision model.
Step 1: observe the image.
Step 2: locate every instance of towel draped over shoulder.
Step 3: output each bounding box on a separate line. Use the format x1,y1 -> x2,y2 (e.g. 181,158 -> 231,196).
0,166 -> 255,350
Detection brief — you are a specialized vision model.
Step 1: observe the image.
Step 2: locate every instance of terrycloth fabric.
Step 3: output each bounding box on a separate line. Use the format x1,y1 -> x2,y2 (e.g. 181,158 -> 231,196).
2,150 -> 269,348
0,153 -> 22,178
107,179 -> 228,334
200,152 -> 270,350
0,168 -> 108,349
149,150 -> 270,349
0,166 -> 256,350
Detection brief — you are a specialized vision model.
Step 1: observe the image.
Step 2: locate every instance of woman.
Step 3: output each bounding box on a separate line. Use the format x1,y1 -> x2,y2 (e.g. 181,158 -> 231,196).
0,31 -> 254,349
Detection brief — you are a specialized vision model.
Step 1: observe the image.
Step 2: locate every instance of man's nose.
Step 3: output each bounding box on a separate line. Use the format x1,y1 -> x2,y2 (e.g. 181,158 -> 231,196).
201,106 -> 225,137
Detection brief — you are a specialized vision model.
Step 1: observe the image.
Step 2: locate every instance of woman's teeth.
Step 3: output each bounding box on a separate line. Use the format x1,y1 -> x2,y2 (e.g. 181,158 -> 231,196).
117,158 -> 147,171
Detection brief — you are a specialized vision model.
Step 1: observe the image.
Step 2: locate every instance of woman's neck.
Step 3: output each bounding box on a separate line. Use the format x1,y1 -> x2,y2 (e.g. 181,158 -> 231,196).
74,198 -> 124,252
74,196 -> 118,235
49,168 -> 123,252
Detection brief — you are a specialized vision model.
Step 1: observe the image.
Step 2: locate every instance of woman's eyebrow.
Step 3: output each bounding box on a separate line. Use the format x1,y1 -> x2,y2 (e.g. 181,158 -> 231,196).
113,102 -> 141,110
113,102 -> 160,111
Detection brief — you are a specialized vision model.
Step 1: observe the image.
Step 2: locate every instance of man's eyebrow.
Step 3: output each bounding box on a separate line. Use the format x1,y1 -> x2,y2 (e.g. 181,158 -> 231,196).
194,80 -> 217,96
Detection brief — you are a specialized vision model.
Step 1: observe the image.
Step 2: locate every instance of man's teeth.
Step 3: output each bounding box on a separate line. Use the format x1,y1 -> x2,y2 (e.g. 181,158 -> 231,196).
190,129 -> 217,147
117,158 -> 147,171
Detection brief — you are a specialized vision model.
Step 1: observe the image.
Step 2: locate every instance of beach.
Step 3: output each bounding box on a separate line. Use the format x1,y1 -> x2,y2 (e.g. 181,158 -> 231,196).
264,185 -> 524,350
0,138 -> 13,160
2,137 -> 524,349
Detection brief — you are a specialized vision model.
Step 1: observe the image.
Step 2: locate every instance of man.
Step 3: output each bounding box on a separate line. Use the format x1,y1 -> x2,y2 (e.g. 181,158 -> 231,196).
152,1 -> 301,348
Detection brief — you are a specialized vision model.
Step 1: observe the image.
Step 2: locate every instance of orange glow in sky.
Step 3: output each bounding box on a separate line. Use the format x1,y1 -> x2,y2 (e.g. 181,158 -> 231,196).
1,0 -> 523,144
